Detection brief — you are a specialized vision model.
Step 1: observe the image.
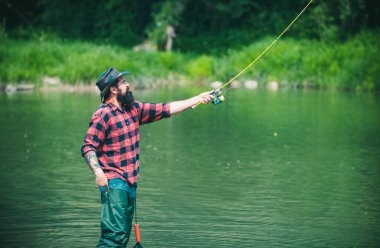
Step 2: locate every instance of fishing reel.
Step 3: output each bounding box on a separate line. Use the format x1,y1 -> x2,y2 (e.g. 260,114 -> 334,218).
191,88 -> 225,109
211,88 -> 225,105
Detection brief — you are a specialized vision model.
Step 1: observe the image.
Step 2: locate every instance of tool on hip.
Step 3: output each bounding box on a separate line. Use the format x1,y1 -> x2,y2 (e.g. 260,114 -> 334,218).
191,0 -> 314,110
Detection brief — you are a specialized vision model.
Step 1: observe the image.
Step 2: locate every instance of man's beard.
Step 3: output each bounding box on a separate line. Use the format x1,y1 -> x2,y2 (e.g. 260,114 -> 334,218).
117,90 -> 135,110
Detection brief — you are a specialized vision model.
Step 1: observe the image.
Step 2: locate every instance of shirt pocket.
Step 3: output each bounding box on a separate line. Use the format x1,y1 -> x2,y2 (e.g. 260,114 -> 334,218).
105,124 -> 123,147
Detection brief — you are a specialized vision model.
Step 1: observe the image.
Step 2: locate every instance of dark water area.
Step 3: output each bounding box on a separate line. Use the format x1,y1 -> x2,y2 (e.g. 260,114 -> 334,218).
0,88 -> 379,247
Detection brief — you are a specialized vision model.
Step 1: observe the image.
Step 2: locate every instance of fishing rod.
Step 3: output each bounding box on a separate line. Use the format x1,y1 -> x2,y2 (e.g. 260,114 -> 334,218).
192,0 -> 314,109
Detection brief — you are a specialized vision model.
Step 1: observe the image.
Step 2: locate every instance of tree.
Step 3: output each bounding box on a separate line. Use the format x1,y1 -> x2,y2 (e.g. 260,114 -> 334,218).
146,0 -> 186,51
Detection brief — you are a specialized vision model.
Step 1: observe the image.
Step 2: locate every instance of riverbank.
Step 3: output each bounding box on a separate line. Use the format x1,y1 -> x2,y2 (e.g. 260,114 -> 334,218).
2,79 -> 374,96
1,32 -> 379,91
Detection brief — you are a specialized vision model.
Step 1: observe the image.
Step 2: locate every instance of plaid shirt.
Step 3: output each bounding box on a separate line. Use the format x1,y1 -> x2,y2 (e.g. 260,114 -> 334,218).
81,100 -> 171,185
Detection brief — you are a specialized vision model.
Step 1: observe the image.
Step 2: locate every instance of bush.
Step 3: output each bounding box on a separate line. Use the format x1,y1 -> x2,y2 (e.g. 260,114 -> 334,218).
185,55 -> 213,79
1,31 -> 379,91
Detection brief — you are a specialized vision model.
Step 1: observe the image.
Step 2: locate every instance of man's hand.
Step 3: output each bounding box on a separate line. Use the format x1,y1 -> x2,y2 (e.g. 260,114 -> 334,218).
197,90 -> 214,104
94,168 -> 109,191
84,151 -> 108,191
170,89 -> 220,115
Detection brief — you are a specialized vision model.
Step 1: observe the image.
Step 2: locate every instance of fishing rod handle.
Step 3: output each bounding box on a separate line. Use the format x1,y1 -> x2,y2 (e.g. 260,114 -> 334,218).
134,224 -> 141,243
190,92 -> 211,109
190,94 -> 212,110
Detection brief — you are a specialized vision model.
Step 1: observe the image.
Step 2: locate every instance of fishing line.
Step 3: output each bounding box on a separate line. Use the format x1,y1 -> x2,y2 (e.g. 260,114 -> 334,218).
192,0 -> 314,109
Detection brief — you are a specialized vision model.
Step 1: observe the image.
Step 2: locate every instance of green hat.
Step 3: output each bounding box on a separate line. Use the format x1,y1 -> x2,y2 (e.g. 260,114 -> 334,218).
96,67 -> 128,102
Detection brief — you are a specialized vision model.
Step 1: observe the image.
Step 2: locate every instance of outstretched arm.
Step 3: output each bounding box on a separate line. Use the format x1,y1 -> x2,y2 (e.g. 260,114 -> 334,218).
170,90 -> 215,115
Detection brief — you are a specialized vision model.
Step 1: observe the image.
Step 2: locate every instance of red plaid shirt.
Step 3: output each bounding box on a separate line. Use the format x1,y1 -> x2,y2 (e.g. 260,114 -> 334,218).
81,100 -> 171,185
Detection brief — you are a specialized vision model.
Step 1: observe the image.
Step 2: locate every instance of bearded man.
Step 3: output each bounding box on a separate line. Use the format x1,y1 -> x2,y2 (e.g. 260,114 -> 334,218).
81,67 -> 214,247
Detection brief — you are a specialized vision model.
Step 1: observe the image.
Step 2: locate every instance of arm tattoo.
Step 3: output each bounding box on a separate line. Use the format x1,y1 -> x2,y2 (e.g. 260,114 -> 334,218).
84,151 -> 101,172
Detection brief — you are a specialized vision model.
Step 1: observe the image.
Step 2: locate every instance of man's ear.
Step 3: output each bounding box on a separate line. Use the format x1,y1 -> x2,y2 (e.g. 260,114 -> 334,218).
109,85 -> 118,95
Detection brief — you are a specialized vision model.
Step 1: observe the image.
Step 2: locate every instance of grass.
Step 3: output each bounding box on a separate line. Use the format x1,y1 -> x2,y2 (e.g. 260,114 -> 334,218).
1,31 -> 379,91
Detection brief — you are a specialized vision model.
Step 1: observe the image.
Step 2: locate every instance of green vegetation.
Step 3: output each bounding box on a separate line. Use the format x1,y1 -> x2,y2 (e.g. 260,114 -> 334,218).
214,32 -> 380,91
1,31 -> 379,91
2,0 -> 379,91
4,0 -> 378,51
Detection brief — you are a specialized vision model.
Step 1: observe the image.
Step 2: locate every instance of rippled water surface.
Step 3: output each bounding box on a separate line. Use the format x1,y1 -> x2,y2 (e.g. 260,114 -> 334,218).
0,88 -> 379,247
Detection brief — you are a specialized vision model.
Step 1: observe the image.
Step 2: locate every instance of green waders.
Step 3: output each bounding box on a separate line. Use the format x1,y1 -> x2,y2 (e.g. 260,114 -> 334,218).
97,179 -> 136,248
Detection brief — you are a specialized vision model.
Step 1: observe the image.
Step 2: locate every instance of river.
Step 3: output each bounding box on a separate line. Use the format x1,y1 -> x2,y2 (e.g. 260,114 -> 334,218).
0,88 -> 379,247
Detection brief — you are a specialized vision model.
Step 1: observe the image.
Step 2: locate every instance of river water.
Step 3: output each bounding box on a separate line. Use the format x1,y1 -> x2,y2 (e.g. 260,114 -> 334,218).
0,88 -> 379,247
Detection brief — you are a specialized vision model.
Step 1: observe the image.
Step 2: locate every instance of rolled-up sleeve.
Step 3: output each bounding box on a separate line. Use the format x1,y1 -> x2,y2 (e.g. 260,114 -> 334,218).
80,110 -> 109,157
135,101 -> 171,125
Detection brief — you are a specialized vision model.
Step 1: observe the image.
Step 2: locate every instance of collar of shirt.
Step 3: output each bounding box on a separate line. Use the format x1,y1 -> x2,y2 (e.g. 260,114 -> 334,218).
104,100 -> 125,113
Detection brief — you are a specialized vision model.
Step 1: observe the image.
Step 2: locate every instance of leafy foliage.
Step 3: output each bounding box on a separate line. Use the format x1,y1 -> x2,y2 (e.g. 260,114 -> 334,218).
1,0 -> 379,51
1,32 -> 379,91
